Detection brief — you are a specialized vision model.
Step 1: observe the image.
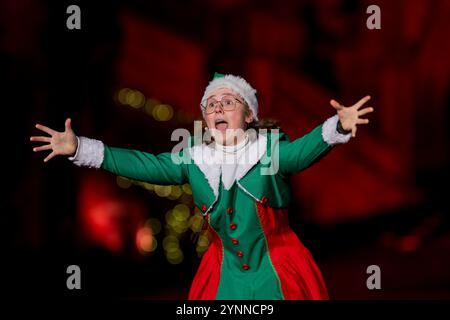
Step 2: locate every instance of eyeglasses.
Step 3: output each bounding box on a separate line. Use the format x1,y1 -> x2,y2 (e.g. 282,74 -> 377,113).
201,95 -> 244,114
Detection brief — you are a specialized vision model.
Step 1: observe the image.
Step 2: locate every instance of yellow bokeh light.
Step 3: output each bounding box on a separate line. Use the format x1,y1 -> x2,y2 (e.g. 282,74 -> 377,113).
172,224 -> 188,234
168,186 -> 182,200
173,204 -> 190,221
189,214 -> 204,232
143,183 -> 154,191
154,185 -> 172,197
167,255 -> 183,264
195,247 -> 206,254
127,90 -> 145,108
116,176 -> 132,188
165,210 -> 176,226
197,234 -> 210,247
117,88 -> 131,105
166,248 -> 182,259
153,104 -> 173,121
181,184 -> 192,195
166,248 -> 184,264
144,98 -> 160,115
162,235 -> 179,251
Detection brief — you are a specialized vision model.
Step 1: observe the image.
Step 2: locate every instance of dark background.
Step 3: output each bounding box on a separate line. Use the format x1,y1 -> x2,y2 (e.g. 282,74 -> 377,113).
2,0 -> 449,300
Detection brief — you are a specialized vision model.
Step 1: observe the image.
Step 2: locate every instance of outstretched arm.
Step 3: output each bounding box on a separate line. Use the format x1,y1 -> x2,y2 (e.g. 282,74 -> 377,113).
278,96 -> 374,175
31,118 -> 188,185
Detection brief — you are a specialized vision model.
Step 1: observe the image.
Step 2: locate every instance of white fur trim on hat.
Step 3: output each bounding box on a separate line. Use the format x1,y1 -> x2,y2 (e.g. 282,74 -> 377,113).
200,74 -> 259,120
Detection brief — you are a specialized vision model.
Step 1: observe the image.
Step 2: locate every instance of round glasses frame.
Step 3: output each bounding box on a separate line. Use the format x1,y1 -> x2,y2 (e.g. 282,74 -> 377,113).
201,95 -> 245,114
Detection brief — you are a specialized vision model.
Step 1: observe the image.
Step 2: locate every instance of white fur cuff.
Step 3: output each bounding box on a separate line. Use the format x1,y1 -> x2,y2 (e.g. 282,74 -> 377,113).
321,114 -> 352,145
68,136 -> 104,168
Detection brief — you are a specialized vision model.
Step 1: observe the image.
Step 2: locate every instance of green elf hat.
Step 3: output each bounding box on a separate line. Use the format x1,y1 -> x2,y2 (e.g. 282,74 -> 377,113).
200,72 -> 259,120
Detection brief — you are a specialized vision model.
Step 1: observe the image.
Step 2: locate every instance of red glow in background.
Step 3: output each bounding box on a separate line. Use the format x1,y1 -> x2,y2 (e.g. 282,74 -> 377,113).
3,0 -> 450,299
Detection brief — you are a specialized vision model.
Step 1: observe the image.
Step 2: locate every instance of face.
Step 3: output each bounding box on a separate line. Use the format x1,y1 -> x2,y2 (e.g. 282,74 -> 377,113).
203,88 -> 254,145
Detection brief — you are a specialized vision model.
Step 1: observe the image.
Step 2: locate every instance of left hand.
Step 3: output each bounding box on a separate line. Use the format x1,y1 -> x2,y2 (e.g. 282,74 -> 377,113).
330,95 -> 374,138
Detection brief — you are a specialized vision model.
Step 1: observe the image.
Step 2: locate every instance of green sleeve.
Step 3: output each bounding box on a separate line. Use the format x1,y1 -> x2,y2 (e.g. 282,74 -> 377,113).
101,145 -> 189,185
278,124 -> 333,175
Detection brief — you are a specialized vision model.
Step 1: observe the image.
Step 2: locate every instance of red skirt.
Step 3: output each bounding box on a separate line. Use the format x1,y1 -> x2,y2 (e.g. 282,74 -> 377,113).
188,202 -> 329,300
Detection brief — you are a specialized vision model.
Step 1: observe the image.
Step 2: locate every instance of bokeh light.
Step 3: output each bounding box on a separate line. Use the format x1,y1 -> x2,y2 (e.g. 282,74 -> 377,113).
145,218 -> 162,235
116,176 -> 132,189
163,235 -> 179,252
167,185 -> 183,200
154,185 -> 172,197
166,248 -> 184,264
152,104 -> 173,121
144,98 -> 160,115
136,226 -> 157,254
182,184 -> 192,195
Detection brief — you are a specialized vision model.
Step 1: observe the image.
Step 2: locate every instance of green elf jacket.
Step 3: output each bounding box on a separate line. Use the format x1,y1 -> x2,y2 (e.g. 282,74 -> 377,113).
70,114 -> 351,300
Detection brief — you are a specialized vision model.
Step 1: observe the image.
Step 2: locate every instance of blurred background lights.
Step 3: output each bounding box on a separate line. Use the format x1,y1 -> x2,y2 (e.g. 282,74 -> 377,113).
163,235 -> 179,252
172,224 -> 187,234
116,176 -> 132,189
117,88 -> 145,108
173,204 -> 190,221
152,104 -> 173,121
181,184 -> 192,195
144,98 -> 160,115
154,185 -> 172,197
165,209 -> 176,226
167,185 -> 182,200
145,218 -> 161,235
166,248 -> 184,264
197,234 -> 210,247
143,183 -> 154,191
195,232 -> 210,257
117,88 -> 131,104
116,88 -> 174,121
189,213 -> 204,232
128,89 -> 145,108
136,226 -> 157,254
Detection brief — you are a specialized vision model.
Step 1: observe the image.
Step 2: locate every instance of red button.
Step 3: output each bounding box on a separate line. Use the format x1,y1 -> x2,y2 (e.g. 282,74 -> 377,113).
232,238 -> 239,245
237,250 -> 244,257
201,204 -> 207,212
242,264 -> 250,270
261,195 -> 268,205
227,207 -> 233,215
229,223 -> 237,230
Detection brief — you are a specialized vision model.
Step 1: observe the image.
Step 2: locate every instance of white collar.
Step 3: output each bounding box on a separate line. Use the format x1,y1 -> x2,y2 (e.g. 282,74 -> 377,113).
188,132 -> 267,198
213,132 -> 249,154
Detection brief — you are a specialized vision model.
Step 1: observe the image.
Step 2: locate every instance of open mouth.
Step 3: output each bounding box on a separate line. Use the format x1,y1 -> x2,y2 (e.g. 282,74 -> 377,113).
215,119 -> 228,131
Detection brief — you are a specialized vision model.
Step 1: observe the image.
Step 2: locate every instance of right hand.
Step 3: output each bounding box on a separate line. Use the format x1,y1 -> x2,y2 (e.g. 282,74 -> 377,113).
30,118 -> 77,162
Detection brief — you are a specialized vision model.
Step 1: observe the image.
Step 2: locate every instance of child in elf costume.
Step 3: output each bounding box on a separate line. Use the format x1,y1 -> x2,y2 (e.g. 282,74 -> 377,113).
31,73 -> 373,299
